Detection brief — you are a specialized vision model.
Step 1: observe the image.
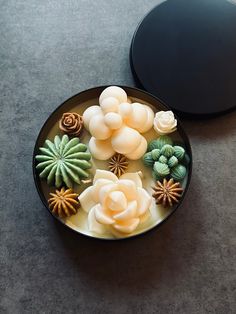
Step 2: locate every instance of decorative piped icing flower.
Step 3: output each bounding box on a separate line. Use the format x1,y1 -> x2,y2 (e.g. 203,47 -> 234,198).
83,86 -> 154,160
59,112 -> 83,136
153,111 -> 177,135
78,170 -> 152,235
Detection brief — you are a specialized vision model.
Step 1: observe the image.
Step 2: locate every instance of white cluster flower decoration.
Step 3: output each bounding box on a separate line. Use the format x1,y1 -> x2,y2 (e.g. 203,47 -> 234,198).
153,111 -> 177,135
83,86 -> 154,160
78,170 -> 151,234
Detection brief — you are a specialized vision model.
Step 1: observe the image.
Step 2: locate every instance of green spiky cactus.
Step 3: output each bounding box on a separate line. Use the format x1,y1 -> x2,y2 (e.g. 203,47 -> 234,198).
35,135 -> 92,188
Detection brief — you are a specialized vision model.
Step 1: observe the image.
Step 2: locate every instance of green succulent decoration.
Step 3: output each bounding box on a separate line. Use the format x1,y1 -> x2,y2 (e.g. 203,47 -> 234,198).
35,135 -> 92,188
143,135 -> 189,181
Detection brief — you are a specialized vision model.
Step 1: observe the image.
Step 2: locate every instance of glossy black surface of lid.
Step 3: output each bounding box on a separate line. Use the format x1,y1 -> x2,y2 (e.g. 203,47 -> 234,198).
130,0 -> 236,116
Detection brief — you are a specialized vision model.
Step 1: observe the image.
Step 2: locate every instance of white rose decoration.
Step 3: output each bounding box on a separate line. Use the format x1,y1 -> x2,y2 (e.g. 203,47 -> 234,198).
153,111 -> 177,135
78,170 -> 151,235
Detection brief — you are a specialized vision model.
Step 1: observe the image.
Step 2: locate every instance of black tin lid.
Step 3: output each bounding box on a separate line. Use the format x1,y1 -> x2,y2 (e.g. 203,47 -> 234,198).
130,0 -> 236,117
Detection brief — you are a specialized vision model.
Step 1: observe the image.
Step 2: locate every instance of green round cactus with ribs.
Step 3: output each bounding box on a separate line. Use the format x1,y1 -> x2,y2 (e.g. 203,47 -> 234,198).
35,135 -> 92,188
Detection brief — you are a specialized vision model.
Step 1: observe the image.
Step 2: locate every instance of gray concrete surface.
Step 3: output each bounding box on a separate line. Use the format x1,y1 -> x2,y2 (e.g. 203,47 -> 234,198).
0,0 -> 235,313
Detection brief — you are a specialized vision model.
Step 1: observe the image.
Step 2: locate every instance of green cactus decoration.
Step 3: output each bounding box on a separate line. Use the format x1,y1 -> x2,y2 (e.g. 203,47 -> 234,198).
151,149 -> 161,161
35,135 -> 92,188
161,144 -> 174,158
153,162 -> 170,177
159,155 -> 168,164
143,152 -> 154,167
168,156 -> 178,168
173,146 -> 185,160
143,135 -> 188,181
171,164 -> 187,181
147,135 -> 173,152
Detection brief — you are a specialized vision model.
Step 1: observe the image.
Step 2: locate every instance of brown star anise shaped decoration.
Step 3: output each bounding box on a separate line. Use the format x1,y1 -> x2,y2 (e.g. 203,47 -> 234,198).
108,153 -> 129,177
152,178 -> 183,207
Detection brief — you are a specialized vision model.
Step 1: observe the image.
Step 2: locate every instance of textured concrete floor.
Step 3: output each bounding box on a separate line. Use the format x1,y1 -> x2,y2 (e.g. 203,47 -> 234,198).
0,0 -> 236,313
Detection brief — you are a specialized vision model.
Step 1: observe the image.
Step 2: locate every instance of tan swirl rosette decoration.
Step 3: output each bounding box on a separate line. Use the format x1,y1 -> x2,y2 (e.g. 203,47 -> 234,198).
59,112 -> 83,136
78,170 -> 152,235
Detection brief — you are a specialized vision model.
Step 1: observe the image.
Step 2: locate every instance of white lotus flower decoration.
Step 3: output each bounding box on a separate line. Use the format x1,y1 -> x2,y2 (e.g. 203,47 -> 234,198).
78,170 -> 152,234
83,86 -> 154,160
